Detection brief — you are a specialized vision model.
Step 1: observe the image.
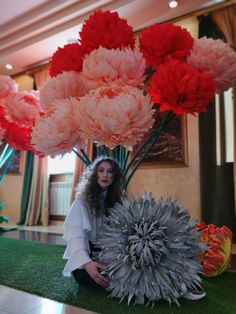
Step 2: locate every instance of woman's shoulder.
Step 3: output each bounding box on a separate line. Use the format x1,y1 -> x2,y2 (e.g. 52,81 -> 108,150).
64,192 -> 92,228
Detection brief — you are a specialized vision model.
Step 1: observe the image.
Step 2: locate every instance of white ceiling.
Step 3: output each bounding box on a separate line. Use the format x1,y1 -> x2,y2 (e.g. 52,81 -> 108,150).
0,0 -> 231,76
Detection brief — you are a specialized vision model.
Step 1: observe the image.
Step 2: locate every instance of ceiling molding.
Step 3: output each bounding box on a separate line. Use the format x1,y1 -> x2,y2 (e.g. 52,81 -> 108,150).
0,0 -> 136,56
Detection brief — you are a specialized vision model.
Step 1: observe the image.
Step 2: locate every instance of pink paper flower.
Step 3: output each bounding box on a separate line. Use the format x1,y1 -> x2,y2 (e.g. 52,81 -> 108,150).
31,98 -> 84,157
40,71 -> 88,112
0,75 -> 18,99
75,86 -> 154,149
187,37 -> 236,94
2,90 -> 40,127
81,47 -> 146,90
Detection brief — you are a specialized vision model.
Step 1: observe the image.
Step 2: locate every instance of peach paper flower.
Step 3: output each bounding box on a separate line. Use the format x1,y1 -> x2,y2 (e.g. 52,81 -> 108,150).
187,37 -> 236,94
0,75 -> 18,99
81,47 -> 146,90
31,98 -> 84,157
2,90 -> 40,127
75,86 -> 154,149
40,71 -> 88,113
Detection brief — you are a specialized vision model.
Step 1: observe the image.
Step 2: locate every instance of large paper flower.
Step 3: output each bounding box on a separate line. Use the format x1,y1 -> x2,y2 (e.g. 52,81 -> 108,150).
96,194 -> 204,305
79,10 -> 135,54
187,37 -> 236,94
40,71 -> 88,112
31,98 -> 84,157
49,43 -> 85,77
0,75 -> 18,99
140,23 -> 194,69
81,47 -> 146,90
1,120 -> 33,151
75,86 -> 154,149
1,90 -> 40,127
195,222 -> 233,277
148,61 -> 215,115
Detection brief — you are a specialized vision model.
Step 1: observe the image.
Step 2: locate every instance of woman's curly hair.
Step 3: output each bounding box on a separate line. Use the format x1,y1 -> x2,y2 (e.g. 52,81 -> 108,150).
77,156 -> 123,213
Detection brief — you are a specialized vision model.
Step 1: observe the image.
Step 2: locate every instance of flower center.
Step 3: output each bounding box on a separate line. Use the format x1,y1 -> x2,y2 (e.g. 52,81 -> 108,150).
124,218 -> 168,269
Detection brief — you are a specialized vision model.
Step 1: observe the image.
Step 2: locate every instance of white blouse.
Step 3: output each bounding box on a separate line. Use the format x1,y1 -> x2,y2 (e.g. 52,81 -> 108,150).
62,192 -> 105,277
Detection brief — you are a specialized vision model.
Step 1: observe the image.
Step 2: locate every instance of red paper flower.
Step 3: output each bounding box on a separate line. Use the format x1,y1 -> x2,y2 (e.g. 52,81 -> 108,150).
1,120 -> 33,151
49,43 -> 85,77
148,61 -> 215,115
140,23 -> 194,69
79,10 -> 134,54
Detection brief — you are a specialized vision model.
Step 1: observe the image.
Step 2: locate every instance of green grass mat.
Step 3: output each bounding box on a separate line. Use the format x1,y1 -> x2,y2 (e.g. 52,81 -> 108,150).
0,237 -> 235,314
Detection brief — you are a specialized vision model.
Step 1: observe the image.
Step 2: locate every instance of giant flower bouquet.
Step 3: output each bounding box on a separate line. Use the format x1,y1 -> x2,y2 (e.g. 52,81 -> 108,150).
31,10 -> 236,189
26,10 -> 236,305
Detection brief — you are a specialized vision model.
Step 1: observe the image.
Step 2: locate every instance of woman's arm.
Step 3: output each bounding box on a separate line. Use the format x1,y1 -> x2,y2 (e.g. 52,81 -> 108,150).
84,261 -> 108,287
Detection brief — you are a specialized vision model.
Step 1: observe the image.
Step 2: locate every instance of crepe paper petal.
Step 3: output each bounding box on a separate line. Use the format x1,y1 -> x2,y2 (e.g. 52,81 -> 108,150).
187,37 -> 236,94
49,43 -> 85,77
1,90 -> 40,127
79,10 -> 134,54
31,98 -> 84,158
81,47 -> 146,90
0,75 -> 18,99
140,23 -> 194,69
40,71 -> 88,112
96,193 -> 204,306
195,222 -> 233,277
1,120 -> 33,151
75,86 -> 154,149
148,61 -> 215,115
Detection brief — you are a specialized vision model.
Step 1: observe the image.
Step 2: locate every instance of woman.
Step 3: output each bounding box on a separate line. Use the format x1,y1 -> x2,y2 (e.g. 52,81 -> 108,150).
62,156 -> 123,287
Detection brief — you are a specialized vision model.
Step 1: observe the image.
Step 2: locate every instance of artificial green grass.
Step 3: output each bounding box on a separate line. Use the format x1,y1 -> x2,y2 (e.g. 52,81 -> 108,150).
0,237 -> 235,314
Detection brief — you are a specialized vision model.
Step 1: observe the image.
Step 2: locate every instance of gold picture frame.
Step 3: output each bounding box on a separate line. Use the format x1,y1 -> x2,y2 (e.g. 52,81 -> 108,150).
132,111 -> 188,168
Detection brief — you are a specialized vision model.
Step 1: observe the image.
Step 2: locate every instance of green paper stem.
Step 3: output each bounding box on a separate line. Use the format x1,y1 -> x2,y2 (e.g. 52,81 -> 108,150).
80,148 -> 92,165
124,111 -> 173,177
123,111 -> 174,189
0,149 -> 15,184
72,148 -> 90,166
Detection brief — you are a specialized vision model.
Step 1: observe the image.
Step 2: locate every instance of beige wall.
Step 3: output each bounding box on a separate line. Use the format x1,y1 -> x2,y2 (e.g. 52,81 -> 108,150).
0,153 -> 26,221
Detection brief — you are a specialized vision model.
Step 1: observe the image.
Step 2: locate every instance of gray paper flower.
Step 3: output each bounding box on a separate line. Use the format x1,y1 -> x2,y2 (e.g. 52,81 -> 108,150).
96,193 -> 205,306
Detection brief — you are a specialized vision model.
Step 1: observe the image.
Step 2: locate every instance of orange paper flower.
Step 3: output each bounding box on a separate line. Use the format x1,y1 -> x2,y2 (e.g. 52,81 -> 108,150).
195,222 -> 233,277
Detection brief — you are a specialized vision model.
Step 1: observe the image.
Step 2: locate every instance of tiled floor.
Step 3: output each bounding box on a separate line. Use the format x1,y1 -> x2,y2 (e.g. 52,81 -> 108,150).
0,222 -> 96,314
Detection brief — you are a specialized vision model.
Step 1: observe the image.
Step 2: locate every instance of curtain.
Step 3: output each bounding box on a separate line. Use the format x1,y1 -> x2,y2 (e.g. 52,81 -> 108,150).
17,151 -> 34,225
24,155 -> 49,225
19,66 -> 50,225
211,5 -> 236,216
198,15 -> 236,241
70,140 -> 93,203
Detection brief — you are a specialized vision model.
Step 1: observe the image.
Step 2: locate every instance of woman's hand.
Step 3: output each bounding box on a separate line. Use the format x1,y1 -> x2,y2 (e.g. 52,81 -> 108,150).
84,261 -> 109,287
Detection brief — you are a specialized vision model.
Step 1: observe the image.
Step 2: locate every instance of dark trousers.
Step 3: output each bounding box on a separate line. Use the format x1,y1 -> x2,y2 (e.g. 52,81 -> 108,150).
72,241 -> 101,288
72,268 -> 100,288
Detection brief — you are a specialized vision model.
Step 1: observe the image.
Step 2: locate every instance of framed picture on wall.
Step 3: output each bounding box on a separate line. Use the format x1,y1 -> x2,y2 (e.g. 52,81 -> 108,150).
7,150 -> 23,174
132,109 -> 188,168
0,144 -> 24,175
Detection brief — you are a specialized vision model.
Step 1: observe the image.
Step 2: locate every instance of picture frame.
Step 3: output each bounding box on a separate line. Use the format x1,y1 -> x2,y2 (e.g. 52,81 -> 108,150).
7,150 -> 23,174
132,109 -> 188,168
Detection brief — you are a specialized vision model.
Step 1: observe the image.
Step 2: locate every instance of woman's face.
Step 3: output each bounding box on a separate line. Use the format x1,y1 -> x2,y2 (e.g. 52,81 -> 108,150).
97,161 -> 114,188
